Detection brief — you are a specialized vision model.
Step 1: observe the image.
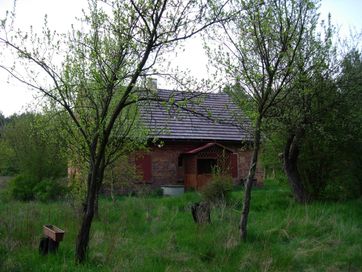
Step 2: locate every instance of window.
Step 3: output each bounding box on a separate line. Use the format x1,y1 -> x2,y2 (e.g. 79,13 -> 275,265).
197,159 -> 217,174
178,156 -> 183,167
135,154 -> 152,182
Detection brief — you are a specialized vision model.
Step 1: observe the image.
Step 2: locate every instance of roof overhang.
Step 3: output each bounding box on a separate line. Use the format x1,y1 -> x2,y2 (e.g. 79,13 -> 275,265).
182,142 -> 234,155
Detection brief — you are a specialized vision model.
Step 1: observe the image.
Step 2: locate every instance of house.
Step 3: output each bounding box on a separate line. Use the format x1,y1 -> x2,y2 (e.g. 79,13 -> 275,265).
133,88 -> 263,189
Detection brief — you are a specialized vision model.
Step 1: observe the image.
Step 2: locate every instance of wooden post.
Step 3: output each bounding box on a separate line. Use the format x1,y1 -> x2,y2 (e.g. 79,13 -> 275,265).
39,237 -> 59,255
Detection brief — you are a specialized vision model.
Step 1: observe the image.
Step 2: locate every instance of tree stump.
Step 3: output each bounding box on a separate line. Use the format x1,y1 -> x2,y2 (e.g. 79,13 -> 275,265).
39,237 -> 59,255
191,202 -> 211,224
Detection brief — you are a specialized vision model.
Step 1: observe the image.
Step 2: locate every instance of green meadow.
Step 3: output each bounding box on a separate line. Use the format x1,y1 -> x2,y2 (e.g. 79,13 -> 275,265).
1,183 -> 361,272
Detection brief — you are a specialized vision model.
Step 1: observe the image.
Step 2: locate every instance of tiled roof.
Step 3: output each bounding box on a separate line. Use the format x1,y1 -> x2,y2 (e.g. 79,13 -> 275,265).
139,89 -> 253,142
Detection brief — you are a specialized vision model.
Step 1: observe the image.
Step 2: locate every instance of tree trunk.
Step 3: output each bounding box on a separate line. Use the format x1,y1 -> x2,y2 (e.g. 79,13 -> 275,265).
239,115 -> 262,241
93,161 -> 108,219
283,129 -> 308,203
75,153 -> 107,264
110,166 -> 115,202
191,202 -> 211,224
94,193 -> 99,219
75,164 -> 103,263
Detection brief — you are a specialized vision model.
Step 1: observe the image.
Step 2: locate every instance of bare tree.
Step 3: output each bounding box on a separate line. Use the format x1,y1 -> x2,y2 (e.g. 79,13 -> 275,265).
0,0 -> 225,263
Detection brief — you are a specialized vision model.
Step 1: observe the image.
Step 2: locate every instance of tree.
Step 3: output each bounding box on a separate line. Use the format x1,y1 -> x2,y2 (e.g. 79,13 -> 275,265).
0,112 -> 5,128
0,112 -> 16,175
2,113 -> 67,180
277,47 -> 362,201
0,0 -> 225,263
209,0 -> 318,240
0,111 -> 9,137
266,14 -> 336,202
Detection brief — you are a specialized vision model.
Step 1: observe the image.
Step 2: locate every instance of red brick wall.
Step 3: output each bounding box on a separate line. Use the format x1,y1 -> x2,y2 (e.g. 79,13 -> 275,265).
237,149 -> 264,185
148,142 -> 197,186
133,141 -> 264,186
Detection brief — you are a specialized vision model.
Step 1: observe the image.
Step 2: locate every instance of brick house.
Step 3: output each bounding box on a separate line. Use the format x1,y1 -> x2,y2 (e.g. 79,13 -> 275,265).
133,89 -> 263,189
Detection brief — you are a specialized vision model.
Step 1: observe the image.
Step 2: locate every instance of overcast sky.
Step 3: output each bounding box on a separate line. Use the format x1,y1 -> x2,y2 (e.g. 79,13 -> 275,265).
0,0 -> 361,117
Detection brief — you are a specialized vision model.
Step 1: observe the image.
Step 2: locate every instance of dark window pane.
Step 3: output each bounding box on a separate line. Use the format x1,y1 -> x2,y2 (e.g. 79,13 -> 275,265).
197,159 -> 217,174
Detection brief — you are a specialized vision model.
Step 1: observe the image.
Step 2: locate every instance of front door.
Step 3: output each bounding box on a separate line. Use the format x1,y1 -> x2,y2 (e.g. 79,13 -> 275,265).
196,159 -> 216,189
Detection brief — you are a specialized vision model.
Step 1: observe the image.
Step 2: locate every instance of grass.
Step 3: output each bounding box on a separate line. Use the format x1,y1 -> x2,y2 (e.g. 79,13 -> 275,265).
0,182 -> 361,271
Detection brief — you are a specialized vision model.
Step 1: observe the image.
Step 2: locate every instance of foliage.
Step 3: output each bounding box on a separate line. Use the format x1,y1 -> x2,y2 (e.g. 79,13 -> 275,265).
0,113 -> 17,175
0,139 -> 17,175
202,170 -> 233,205
67,174 -> 88,203
102,155 -> 142,199
260,133 -> 285,179
208,0 -> 320,237
33,178 -> 68,202
7,175 -> 67,202
0,183 -> 361,271
265,48 -> 362,201
8,175 -> 38,201
322,173 -> 361,201
1,113 -> 67,180
135,184 -> 164,198
307,50 -> 362,200
0,111 -> 9,135
254,3 -> 359,202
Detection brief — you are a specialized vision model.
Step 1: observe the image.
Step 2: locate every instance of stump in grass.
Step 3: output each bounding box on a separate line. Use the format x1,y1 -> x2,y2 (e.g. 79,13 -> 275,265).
191,202 -> 211,224
39,237 -> 59,255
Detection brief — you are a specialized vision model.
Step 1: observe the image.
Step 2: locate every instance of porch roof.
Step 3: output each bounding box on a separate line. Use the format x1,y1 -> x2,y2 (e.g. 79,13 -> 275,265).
182,142 -> 234,155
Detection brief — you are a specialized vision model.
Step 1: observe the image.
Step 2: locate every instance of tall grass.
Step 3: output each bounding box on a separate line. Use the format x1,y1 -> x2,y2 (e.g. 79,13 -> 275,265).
0,183 -> 361,271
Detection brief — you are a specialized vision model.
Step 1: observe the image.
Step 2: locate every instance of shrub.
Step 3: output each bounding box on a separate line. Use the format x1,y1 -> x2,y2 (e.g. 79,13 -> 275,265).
33,178 -> 67,202
201,174 -> 233,205
8,175 -> 67,202
2,113 -> 67,180
150,187 -> 164,197
67,175 -> 87,201
9,175 -> 38,201
322,174 -> 361,201
135,184 -> 155,197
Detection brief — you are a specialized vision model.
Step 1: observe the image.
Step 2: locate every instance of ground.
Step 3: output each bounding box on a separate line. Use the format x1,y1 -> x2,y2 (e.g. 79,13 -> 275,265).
0,182 -> 361,271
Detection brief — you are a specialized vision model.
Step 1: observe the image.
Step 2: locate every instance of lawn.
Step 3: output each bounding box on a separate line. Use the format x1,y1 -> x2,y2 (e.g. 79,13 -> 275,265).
0,183 -> 361,271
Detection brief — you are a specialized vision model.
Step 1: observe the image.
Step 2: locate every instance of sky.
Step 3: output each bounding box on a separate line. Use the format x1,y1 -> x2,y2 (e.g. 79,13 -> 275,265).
0,0 -> 361,117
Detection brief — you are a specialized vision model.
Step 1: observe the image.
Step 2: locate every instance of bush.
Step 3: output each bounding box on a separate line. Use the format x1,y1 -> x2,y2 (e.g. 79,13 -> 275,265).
33,179 -> 67,202
9,175 -> 38,201
201,175 -> 233,205
321,174 -> 361,201
8,175 -> 67,202
133,186 -> 164,197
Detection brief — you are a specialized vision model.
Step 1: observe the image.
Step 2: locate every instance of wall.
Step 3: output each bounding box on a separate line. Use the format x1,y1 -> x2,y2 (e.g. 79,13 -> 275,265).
135,142 -> 197,186
237,149 -> 264,186
133,140 -> 264,187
